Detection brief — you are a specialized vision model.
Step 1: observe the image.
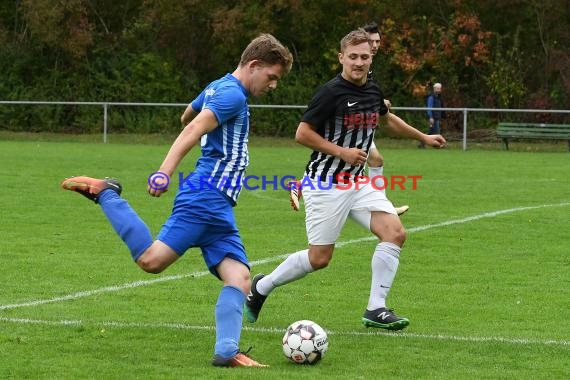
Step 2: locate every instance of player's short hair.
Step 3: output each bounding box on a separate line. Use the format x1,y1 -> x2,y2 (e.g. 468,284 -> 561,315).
340,28 -> 371,53
239,33 -> 293,74
362,21 -> 380,36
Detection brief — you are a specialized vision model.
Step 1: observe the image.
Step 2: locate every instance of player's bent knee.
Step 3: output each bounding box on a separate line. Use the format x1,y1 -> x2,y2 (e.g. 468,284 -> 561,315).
390,227 -> 407,247
310,258 -> 330,270
137,257 -> 166,274
308,253 -> 332,270
373,225 -> 406,247
136,242 -> 178,274
136,251 -> 170,274
217,258 -> 251,294
224,274 -> 250,295
308,245 -> 334,270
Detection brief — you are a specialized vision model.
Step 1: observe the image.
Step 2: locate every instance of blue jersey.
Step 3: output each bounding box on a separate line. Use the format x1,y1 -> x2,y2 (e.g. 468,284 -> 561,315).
189,73 -> 249,204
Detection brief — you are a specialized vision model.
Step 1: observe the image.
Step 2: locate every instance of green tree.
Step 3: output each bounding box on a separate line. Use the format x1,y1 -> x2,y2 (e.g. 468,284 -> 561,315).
1,0 -> 568,134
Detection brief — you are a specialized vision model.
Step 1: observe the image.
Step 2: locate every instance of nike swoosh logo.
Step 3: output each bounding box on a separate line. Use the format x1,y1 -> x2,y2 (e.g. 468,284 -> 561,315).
347,101 -> 358,107
380,285 -> 390,289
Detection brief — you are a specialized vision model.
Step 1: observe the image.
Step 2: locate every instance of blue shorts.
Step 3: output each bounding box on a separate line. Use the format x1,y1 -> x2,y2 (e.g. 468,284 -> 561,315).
156,188 -> 249,278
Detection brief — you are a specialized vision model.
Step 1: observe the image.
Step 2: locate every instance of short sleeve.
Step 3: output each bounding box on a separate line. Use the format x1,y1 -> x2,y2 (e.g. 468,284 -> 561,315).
301,86 -> 336,128
193,84 -> 246,125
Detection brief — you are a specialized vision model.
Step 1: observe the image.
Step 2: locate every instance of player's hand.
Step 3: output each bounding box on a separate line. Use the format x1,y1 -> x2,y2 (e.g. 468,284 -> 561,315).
424,134 -> 446,149
147,171 -> 170,197
148,186 -> 168,197
340,148 -> 367,166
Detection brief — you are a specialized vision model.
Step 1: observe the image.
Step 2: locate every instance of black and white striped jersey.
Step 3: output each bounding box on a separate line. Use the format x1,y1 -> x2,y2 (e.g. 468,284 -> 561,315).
301,73 -> 389,184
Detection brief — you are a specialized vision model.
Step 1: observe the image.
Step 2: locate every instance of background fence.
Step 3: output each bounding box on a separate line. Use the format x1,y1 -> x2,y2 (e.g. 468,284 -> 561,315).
1,100 -> 569,150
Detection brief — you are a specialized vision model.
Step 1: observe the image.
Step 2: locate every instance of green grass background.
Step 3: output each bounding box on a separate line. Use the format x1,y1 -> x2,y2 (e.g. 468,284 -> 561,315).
0,136 -> 568,379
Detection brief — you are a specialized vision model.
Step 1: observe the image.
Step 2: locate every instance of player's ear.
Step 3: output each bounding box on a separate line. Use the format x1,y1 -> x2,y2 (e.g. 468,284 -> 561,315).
247,59 -> 261,73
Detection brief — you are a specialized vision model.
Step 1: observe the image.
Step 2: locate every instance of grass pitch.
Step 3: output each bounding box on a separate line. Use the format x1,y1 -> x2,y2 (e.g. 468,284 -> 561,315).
0,137 -> 568,379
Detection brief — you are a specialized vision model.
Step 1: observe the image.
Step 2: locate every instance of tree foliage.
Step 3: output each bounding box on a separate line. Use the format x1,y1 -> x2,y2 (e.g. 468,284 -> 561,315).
0,0 -> 568,134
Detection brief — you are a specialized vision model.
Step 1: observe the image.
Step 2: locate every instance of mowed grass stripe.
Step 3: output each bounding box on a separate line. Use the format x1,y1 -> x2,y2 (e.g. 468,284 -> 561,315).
1,202 -> 567,311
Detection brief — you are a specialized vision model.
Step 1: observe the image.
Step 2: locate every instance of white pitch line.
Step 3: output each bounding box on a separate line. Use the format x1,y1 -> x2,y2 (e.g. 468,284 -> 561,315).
1,202 -> 568,311
336,202 -> 570,247
1,317 -> 568,348
0,271 -> 210,311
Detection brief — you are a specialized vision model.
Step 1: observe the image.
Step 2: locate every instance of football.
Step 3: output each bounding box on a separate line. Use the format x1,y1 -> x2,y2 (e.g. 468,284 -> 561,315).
282,320 -> 329,364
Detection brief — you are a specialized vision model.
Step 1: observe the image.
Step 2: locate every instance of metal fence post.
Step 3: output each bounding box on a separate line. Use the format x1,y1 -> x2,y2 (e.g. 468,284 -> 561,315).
103,103 -> 108,143
462,108 -> 468,151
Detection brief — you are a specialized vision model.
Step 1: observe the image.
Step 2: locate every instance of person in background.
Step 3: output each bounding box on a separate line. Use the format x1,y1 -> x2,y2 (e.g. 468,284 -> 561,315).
420,82 -> 445,148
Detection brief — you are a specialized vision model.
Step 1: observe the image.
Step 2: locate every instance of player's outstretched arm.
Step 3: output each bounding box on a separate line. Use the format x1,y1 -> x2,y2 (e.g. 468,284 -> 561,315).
382,112 -> 446,148
148,109 -> 218,197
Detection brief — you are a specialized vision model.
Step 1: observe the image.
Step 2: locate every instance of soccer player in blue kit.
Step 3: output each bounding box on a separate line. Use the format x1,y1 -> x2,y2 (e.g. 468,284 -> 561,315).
61,34 -> 293,368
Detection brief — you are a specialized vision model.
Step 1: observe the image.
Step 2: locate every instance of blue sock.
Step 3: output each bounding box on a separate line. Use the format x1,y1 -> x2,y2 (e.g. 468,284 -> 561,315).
214,285 -> 245,358
98,190 -> 153,261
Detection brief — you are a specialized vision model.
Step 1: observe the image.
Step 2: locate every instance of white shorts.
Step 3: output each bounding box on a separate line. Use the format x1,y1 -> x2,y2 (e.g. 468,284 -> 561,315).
303,179 -> 396,245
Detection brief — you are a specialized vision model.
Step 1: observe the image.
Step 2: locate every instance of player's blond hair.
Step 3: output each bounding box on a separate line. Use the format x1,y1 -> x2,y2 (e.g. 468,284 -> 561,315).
340,28 -> 371,53
239,34 -> 293,74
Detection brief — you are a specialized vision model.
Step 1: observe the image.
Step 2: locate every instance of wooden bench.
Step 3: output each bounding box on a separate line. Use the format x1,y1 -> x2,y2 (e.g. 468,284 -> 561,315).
496,122 -> 570,151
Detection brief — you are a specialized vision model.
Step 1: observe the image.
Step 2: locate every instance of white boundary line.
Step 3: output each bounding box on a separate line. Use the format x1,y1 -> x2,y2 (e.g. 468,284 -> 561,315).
1,317 -> 568,347
1,202 -> 568,312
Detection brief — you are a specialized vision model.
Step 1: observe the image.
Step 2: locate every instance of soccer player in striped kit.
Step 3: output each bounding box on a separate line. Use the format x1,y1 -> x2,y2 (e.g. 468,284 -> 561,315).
246,29 -> 445,330
289,21 -> 410,216
61,34 -> 293,367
